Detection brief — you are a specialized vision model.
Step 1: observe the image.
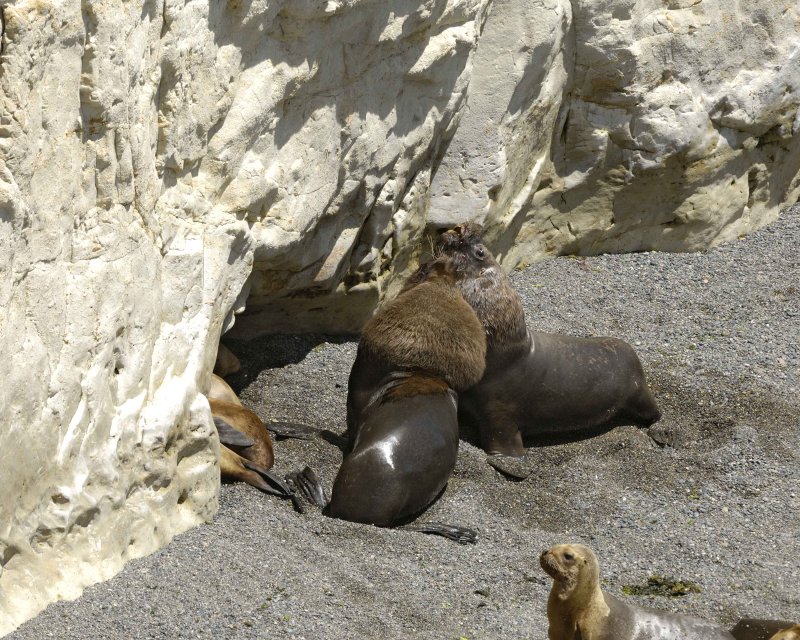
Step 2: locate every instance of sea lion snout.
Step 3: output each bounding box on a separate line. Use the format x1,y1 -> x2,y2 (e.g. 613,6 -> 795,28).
540,548 -> 561,578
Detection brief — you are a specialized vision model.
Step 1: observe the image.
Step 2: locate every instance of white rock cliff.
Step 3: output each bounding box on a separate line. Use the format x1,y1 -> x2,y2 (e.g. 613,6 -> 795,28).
0,0 -> 798,633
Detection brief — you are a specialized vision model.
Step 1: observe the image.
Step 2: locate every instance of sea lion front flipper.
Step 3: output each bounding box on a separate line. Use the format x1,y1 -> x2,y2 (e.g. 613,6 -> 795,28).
402,522 -> 478,545
240,459 -> 295,498
266,421 -> 320,440
286,466 -> 328,508
486,453 -> 532,480
214,417 -> 256,448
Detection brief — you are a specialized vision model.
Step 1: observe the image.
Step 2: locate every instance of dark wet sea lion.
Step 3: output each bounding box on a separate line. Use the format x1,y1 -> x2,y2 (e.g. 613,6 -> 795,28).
437,223 -> 661,456
540,543 -> 735,640
731,620 -> 800,640
293,257 -> 485,542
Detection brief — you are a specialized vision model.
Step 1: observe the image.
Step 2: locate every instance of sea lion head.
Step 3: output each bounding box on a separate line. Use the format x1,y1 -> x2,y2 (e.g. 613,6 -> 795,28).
540,544 -> 600,599
436,223 -> 498,279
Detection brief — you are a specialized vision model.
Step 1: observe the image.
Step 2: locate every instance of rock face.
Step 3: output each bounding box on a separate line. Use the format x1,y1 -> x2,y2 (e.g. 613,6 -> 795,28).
0,0 -> 798,634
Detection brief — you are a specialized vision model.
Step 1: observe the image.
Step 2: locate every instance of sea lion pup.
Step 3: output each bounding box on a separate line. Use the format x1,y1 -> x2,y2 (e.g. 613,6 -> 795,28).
436,223 -> 661,457
290,257 -> 486,543
731,621 -> 800,640
770,626 -> 800,640
540,543 -> 735,640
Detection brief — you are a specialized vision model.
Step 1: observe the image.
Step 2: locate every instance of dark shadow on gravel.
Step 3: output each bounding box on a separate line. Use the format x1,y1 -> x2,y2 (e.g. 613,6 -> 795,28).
222,334 -> 353,394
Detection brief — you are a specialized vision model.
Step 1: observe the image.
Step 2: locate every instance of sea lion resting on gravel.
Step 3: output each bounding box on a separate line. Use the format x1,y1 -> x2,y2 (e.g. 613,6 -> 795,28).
437,223 -> 661,457
290,257 -> 486,543
540,543 -> 736,640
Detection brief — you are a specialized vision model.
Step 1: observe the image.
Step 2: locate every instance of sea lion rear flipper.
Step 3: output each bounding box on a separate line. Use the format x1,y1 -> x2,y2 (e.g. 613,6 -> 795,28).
214,417 -> 256,448
402,522 -> 478,545
266,421 -> 320,440
285,466 -> 328,508
486,453 -> 532,480
240,459 -> 295,498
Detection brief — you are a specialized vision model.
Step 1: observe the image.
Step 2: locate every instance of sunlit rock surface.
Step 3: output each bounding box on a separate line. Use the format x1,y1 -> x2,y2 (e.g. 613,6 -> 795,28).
1,0 -> 798,633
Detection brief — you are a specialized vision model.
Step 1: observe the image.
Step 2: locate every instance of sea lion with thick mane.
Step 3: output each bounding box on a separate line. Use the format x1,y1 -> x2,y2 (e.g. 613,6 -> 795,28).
436,223 -> 661,457
290,257 -> 485,543
540,543 -> 735,640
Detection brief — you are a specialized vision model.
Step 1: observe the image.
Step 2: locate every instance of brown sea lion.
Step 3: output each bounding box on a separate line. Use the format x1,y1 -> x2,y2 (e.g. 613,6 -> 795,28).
731,620 -> 800,640
540,543 -> 735,640
214,342 -> 241,377
204,392 -> 292,498
207,373 -> 241,405
291,257 -> 485,543
437,223 -> 661,457
770,625 -> 800,640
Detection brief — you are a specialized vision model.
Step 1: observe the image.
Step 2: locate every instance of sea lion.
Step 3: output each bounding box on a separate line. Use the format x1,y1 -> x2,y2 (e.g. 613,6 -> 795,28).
540,543 -> 735,640
204,390 -> 292,498
770,626 -> 800,640
208,373 -> 241,405
291,257 -> 485,543
437,223 -> 661,457
731,620 -> 800,640
214,342 -> 241,377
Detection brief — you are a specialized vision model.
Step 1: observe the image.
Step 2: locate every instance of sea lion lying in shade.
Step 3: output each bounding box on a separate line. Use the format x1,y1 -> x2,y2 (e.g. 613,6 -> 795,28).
204,375 -> 292,498
436,223 -> 661,458
214,342 -> 241,377
289,257 -> 486,543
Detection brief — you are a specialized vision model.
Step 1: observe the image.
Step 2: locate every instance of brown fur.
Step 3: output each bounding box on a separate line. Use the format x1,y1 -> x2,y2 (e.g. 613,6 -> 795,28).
384,374 -> 451,400
207,373 -> 241,406
771,626 -> 800,640
541,544 -> 735,640
541,544 -> 609,640
209,399 -> 274,471
214,343 -> 241,377
437,223 -> 528,359
436,223 -> 661,455
360,257 -> 486,392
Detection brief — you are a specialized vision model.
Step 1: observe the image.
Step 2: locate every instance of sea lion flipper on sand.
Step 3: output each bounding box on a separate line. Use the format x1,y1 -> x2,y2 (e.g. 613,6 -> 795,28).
486,453 -> 532,480
214,416 -> 256,448
265,421 -> 320,440
240,458 -> 295,498
401,522 -> 478,545
286,466 -> 328,508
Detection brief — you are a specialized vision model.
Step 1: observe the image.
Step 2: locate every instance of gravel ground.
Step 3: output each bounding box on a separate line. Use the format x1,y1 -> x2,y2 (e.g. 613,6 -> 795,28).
10,205 -> 800,639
